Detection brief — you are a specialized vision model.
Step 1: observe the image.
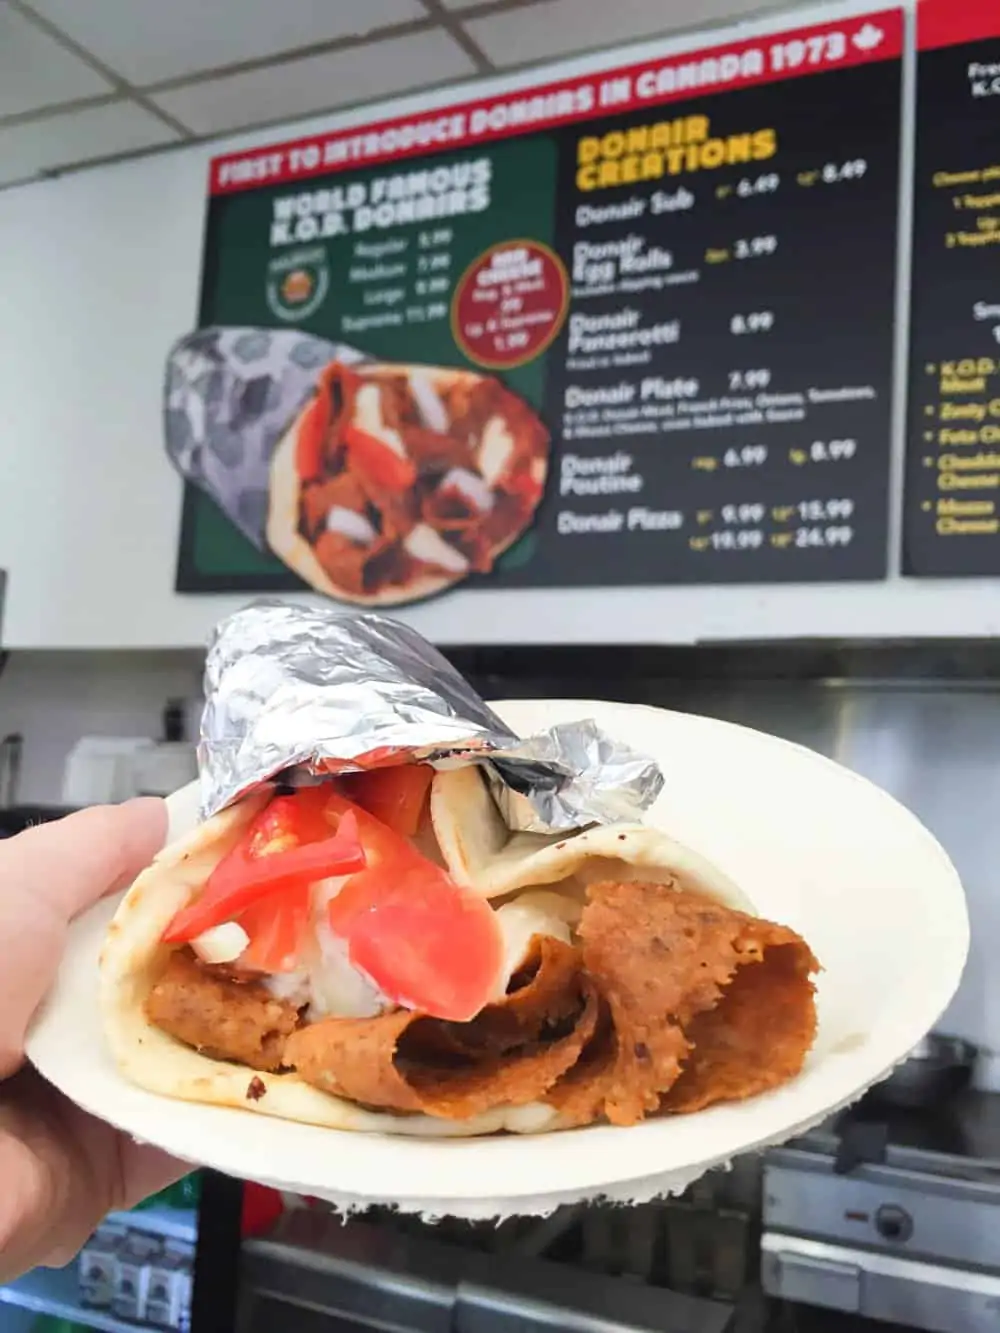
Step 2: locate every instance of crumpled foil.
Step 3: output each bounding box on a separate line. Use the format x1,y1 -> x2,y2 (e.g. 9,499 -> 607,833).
164,327 -> 365,548
200,601 -> 663,833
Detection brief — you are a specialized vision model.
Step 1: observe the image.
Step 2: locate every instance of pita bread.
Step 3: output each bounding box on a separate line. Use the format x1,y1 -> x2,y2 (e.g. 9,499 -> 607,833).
430,766 -> 755,910
100,777 -> 755,1135
265,362 -> 547,607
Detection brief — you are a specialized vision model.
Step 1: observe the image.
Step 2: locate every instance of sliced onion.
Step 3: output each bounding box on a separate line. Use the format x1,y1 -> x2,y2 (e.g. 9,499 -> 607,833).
354,384 -> 407,458
312,915 -> 387,1019
409,371 -> 449,433
441,467 -> 493,513
191,921 -> 250,965
492,891 -> 579,998
326,506 -> 376,545
404,523 -> 469,574
261,879 -> 390,1019
477,415 -> 515,486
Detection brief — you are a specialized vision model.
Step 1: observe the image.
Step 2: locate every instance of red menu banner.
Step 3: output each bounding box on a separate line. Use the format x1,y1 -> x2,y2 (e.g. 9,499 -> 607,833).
210,11 -> 903,196
918,0 -> 1000,52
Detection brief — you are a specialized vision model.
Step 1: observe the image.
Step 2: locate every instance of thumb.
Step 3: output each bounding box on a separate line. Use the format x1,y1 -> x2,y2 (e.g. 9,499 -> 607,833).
117,1139 -> 189,1213
0,799 -> 166,1078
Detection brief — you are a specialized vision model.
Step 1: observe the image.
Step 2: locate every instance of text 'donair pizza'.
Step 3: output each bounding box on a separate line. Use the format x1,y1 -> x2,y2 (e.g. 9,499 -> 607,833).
267,361 -> 550,605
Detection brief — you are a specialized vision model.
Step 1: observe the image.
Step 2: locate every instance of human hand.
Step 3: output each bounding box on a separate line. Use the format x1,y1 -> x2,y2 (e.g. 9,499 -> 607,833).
0,799 -> 184,1281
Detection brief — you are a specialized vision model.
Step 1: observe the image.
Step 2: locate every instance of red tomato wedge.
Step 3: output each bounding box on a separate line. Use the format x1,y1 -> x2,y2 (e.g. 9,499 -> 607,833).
342,423 -> 417,492
162,790 -> 365,945
295,386 -> 332,481
238,882 -> 312,973
322,791 -> 504,1022
341,764 -> 433,837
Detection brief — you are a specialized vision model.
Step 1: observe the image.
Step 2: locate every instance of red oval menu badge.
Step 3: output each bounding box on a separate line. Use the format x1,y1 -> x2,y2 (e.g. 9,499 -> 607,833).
451,239 -> 569,371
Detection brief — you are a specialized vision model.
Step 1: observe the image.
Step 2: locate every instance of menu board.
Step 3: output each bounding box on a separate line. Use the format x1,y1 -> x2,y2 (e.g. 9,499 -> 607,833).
171,9 -> 903,605
902,4 -> 1000,576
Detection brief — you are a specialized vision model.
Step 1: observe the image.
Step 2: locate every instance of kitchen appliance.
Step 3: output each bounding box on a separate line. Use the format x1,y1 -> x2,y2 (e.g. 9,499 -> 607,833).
236,1206 -> 737,1333
869,1036 -> 978,1111
133,700 -> 198,798
0,732 -> 22,809
761,1086 -> 1000,1331
59,702 -> 197,807
60,736 -> 154,806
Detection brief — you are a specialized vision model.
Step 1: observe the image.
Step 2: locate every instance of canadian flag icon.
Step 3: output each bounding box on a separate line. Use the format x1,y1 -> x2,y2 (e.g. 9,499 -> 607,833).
852,22 -> 885,51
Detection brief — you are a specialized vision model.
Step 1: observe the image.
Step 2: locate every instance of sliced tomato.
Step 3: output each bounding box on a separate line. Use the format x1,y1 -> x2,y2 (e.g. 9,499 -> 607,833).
162,790 -> 364,945
238,881 -> 312,973
343,423 -> 417,492
247,787 -> 334,856
322,791 -> 504,1022
295,387 -> 332,481
342,764 -> 433,837
504,467 -> 543,508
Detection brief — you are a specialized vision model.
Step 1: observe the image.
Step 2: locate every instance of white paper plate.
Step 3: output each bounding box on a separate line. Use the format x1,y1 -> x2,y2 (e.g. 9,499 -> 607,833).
26,700 -> 969,1219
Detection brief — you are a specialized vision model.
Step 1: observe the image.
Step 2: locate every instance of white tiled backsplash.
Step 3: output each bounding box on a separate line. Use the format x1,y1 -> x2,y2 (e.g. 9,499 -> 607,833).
0,650 -> 204,805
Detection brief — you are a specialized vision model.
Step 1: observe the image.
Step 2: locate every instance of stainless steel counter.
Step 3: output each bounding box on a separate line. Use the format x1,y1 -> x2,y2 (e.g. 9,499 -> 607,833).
238,1209 -> 735,1333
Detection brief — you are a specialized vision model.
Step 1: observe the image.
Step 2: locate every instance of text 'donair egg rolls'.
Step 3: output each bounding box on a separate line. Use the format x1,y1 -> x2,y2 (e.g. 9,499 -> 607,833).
100,768 -> 818,1137
265,360 -> 550,607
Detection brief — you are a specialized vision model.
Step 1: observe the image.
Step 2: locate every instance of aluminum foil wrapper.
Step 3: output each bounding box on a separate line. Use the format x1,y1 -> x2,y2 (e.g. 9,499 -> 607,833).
200,601 -> 663,833
164,327 -> 366,548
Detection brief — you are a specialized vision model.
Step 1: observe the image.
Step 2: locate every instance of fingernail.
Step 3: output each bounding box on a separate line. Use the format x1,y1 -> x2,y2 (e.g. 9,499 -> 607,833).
121,796 -> 169,841
122,796 -> 167,815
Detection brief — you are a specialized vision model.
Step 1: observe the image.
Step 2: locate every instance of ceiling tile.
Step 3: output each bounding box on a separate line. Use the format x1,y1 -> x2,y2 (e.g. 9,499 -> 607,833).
149,30 -> 477,137
0,100 -> 180,187
0,5 -> 112,119
466,0 -> 796,66
22,0 -> 428,87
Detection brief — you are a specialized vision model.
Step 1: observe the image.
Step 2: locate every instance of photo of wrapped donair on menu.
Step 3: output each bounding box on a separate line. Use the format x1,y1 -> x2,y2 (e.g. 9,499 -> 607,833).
269,360 -> 550,604
164,328 -> 550,606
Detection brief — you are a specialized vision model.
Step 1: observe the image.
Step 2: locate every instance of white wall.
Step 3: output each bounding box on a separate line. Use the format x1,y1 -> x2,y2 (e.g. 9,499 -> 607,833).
2,0 -> 1000,649
0,650 -> 202,804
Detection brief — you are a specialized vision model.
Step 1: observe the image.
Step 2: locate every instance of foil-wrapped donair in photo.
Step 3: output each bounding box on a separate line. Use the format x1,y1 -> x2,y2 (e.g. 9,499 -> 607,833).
268,360 -> 548,605
165,329 -> 549,606
100,604 -> 818,1138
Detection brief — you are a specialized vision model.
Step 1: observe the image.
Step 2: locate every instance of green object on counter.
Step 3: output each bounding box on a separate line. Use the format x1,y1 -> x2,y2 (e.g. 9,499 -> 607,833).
30,1316 -> 98,1333
131,1171 -> 201,1212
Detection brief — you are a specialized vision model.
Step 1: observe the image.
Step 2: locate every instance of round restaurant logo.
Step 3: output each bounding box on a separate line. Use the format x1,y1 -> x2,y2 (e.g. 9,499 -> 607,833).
266,246 -> 330,322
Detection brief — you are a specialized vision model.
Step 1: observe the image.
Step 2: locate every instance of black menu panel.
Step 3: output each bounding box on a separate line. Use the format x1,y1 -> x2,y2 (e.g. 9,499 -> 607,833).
533,22 -> 903,586
903,5 -> 1000,575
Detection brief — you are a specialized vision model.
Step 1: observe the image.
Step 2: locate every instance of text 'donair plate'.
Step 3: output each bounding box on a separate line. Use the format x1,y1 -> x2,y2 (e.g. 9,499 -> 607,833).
25,700 -> 968,1220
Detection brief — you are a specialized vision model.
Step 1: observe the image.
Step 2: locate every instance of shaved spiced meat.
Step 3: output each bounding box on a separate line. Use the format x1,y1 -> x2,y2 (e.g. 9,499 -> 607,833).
546,883 -> 818,1127
403,426 -> 476,473
145,950 -> 301,1073
284,937 -> 598,1119
661,935 -> 818,1114
145,884 -> 818,1129
310,532 -> 377,597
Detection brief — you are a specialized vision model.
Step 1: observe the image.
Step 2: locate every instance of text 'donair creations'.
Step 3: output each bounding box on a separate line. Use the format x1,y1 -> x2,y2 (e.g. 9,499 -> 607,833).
26,602 -> 969,1213
169,7 -> 909,603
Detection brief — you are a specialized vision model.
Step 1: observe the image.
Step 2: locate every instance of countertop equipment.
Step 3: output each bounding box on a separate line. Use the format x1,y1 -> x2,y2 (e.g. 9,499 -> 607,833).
868,1036 -> 978,1111
761,1087 -> 1000,1332
238,1206 -> 736,1333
